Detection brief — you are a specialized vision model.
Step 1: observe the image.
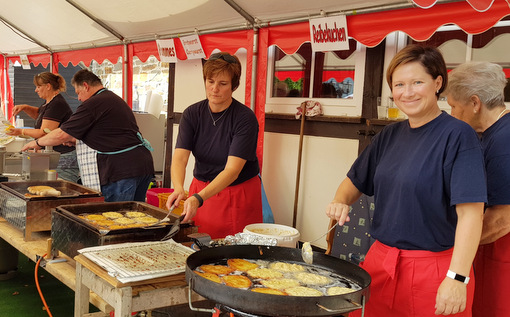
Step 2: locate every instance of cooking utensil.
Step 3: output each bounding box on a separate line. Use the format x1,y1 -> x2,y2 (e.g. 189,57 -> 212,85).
302,222 -> 338,264
161,214 -> 185,241
186,245 -> 370,316
51,201 -> 198,258
143,205 -> 175,228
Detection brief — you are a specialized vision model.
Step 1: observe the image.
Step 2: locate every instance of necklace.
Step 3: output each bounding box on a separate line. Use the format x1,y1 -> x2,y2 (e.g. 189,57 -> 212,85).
496,108 -> 508,121
208,106 -> 229,126
44,93 -> 59,106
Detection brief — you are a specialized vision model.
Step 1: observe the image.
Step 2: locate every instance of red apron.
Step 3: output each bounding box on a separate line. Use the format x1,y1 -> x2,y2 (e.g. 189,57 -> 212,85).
189,176 -> 263,239
472,233 -> 510,317
350,241 -> 474,317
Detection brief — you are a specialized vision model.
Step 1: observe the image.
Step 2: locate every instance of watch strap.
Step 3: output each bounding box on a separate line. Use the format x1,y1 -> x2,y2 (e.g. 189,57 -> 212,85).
446,270 -> 470,284
192,193 -> 204,207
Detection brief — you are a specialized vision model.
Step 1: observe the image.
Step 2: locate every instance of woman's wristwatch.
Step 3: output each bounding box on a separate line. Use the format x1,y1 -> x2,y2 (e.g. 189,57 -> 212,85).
446,270 -> 470,284
192,193 -> 204,207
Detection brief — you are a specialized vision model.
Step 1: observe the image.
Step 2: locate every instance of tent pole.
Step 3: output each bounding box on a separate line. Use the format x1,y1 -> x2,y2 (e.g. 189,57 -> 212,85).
123,44 -> 128,102
1,56 -> 5,118
250,27 -> 259,112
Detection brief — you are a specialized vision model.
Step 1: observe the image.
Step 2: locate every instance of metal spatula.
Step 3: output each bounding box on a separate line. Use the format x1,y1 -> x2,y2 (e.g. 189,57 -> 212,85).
301,223 -> 338,264
143,205 -> 175,228
161,214 -> 185,241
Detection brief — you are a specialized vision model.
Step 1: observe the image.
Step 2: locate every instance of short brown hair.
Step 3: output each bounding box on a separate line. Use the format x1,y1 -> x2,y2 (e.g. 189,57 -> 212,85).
203,52 -> 241,91
386,45 -> 447,99
71,69 -> 102,87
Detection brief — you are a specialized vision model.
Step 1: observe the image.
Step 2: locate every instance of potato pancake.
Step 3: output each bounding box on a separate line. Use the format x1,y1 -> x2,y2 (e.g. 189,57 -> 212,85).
294,272 -> 332,286
327,286 -> 355,296
102,212 -> 124,219
94,219 -> 116,227
260,278 -> 300,290
85,214 -> 107,221
285,286 -> 324,297
199,264 -> 234,275
134,216 -> 159,224
194,271 -> 222,283
114,217 -> 136,225
251,288 -> 287,295
247,268 -> 283,279
227,258 -> 259,271
222,275 -> 252,288
269,261 -> 305,272
125,211 -> 147,218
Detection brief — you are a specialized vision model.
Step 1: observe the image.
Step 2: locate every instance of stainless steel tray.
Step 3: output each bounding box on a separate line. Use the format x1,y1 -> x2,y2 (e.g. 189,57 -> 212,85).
78,240 -> 194,283
0,180 -> 103,241
51,201 -> 197,258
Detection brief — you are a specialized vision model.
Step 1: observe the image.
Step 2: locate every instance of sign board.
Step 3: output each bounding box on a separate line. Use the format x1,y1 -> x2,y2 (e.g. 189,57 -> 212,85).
19,55 -> 31,69
180,34 -> 206,60
156,39 -> 178,63
309,15 -> 349,52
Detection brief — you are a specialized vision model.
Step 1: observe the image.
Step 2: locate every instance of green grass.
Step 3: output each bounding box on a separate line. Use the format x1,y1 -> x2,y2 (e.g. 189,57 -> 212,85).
0,253 -> 98,317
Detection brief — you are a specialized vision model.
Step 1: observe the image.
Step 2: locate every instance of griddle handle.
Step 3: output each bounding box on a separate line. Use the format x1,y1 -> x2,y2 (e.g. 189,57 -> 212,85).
188,232 -> 212,249
188,278 -> 217,314
317,295 -> 366,317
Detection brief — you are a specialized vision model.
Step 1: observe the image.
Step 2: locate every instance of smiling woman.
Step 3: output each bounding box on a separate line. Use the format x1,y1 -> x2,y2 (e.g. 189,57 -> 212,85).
332,45 -> 487,317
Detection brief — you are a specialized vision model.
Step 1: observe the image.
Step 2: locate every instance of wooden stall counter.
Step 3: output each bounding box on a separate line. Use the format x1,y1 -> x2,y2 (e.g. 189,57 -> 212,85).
0,217 -> 111,313
0,217 -> 203,317
74,254 -> 204,317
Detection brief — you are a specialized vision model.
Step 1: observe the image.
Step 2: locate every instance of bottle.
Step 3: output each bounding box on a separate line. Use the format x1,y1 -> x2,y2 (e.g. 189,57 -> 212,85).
15,115 -> 24,128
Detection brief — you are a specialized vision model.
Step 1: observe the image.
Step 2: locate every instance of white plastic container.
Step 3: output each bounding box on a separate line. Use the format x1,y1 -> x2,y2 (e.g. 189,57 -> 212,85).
5,137 -> 29,153
244,223 -> 300,248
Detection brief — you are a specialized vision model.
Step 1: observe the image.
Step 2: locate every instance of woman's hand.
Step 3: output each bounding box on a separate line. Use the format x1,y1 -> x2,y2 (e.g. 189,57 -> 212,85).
166,189 -> 186,210
5,127 -> 21,136
181,195 -> 201,223
326,202 -> 351,226
11,105 -> 27,118
435,277 -> 467,315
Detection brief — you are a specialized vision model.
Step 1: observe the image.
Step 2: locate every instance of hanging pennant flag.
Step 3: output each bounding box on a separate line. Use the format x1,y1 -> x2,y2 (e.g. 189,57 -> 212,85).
309,15 -> 349,52
156,39 -> 178,63
180,34 -> 206,60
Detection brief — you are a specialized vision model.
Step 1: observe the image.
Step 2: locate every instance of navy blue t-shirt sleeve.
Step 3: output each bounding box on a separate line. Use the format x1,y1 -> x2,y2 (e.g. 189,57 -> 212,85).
228,107 -> 259,161
446,125 -> 487,206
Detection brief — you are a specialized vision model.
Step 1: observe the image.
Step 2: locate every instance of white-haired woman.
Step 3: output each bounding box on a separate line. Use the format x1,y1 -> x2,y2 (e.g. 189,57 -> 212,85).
447,61 -> 510,317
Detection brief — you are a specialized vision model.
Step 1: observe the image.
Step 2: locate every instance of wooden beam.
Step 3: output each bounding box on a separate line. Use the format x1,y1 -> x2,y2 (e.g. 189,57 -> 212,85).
163,63 -> 176,188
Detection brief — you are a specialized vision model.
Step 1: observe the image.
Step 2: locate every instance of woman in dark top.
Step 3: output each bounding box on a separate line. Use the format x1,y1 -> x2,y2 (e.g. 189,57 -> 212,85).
8,72 -> 79,182
166,52 -> 262,239
335,45 -> 486,317
447,61 -> 510,317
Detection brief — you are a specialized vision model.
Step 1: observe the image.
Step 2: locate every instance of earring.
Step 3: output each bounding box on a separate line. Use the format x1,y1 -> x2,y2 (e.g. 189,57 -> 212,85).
436,90 -> 439,94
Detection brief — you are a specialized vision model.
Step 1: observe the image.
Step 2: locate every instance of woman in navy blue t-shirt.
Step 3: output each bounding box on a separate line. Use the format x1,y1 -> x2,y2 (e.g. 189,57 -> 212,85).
335,45 -> 487,317
447,61 -> 510,317
166,52 -> 262,239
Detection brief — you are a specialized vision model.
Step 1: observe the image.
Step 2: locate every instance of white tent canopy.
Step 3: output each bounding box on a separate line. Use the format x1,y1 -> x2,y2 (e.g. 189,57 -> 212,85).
0,0 -> 456,56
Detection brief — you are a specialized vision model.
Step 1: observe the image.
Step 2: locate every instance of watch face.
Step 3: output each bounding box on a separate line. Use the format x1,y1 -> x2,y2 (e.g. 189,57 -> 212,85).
44,128 -> 51,134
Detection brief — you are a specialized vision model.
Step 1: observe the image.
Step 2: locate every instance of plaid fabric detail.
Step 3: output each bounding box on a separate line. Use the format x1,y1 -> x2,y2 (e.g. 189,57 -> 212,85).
76,140 -> 101,192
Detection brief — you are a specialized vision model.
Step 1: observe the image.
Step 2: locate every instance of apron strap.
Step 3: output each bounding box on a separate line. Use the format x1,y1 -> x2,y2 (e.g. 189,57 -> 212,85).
97,132 -> 153,155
